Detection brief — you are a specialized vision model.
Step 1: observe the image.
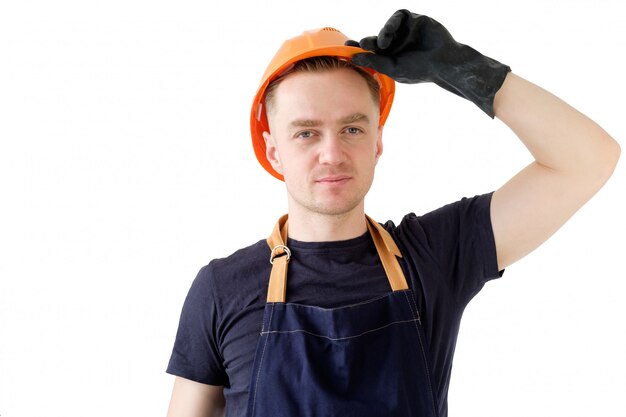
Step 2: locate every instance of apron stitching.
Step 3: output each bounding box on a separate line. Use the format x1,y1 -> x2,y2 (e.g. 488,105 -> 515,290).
260,303 -> 268,333
402,290 -> 421,324
260,318 -> 420,341
280,291 -> 406,311
251,303 -> 275,416
403,290 -> 438,416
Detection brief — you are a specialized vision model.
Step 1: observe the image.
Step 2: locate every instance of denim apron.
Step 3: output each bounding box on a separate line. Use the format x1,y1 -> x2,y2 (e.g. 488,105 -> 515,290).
246,215 -> 439,417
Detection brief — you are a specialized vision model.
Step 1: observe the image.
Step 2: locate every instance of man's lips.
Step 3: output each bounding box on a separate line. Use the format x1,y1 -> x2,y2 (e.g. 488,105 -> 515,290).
315,175 -> 351,184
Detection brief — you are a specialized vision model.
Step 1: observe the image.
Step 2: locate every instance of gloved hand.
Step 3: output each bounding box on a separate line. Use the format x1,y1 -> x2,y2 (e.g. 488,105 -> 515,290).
347,10 -> 511,118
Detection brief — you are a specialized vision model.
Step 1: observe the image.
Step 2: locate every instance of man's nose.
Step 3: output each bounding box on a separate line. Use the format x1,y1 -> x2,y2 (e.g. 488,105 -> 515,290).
318,135 -> 346,165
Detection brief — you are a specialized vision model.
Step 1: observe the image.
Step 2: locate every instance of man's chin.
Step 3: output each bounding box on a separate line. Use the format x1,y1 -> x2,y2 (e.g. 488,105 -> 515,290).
308,197 -> 364,217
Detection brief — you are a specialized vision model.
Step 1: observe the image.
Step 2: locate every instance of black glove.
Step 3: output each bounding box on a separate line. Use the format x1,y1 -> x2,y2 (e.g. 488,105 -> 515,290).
347,10 -> 511,118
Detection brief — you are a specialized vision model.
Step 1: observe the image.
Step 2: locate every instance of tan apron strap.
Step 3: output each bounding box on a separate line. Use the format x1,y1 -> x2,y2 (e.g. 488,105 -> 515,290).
266,214 -> 408,303
365,215 -> 409,292
266,215 -> 290,303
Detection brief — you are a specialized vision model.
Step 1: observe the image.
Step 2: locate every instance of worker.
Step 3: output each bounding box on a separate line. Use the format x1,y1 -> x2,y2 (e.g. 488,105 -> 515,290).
165,9 -> 620,417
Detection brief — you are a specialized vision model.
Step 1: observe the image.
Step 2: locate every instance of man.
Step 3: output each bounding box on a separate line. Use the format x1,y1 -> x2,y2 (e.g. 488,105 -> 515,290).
166,10 -> 620,417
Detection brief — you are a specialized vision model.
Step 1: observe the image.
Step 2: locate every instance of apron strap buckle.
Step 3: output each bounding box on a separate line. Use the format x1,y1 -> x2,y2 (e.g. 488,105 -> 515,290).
270,245 -> 291,265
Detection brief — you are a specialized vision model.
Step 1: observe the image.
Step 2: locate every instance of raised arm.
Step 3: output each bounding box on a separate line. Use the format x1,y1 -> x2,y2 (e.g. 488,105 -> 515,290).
348,9 -> 620,269
490,73 -> 619,269
166,377 -> 225,417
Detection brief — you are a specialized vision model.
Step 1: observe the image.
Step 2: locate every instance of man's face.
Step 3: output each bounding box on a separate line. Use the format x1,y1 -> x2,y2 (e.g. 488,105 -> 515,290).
263,68 -> 383,218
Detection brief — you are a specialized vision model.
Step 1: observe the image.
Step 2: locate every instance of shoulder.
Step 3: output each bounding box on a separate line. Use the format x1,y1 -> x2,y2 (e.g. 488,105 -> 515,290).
208,239 -> 269,275
194,239 -> 272,306
380,192 -> 496,271
384,193 -> 493,241
386,193 -> 501,295
198,239 -> 270,284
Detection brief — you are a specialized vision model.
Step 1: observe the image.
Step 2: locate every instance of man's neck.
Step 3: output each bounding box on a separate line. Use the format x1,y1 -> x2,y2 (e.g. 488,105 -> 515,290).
286,205 -> 368,242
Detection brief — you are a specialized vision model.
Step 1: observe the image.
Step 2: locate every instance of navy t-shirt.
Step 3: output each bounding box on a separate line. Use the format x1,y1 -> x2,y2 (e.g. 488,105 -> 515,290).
167,193 -> 502,417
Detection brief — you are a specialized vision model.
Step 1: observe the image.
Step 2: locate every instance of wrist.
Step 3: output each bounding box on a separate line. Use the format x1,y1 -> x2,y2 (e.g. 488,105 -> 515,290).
435,44 -> 511,117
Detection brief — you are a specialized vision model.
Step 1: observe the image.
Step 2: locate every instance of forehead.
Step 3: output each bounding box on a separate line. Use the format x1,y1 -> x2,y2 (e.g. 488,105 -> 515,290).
269,68 -> 379,123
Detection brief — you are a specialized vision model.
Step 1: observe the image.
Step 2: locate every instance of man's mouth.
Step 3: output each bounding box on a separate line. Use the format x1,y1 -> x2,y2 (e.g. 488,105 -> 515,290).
315,175 -> 351,184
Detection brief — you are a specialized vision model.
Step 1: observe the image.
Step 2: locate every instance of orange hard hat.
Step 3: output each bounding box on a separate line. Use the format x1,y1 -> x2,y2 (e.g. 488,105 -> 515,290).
250,27 -> 396,181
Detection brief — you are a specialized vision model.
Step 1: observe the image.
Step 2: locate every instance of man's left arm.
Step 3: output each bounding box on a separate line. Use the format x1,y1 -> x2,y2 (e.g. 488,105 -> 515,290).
490,73 -> 620,270
349,9 -> 621,271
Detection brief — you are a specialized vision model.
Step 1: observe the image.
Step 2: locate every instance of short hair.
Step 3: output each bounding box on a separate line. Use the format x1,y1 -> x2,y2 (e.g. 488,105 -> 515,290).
264,56 -> 381,116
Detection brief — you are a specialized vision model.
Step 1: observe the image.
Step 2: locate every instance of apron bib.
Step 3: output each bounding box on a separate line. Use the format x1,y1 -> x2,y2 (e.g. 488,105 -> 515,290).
246,215 -> 438,417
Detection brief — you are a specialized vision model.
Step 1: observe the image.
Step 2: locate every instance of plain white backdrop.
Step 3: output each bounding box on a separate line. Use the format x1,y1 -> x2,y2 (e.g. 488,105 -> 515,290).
1,0 -> 624,416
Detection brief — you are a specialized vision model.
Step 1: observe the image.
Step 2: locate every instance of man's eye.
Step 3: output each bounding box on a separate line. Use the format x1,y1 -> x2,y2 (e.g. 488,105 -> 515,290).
346,127 -> 362,134
297,131 -> 313,139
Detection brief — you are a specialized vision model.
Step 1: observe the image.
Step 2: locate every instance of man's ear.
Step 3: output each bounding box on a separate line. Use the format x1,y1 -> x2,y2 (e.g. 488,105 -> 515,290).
263,131 -> 283,174
375,125 -> 384,163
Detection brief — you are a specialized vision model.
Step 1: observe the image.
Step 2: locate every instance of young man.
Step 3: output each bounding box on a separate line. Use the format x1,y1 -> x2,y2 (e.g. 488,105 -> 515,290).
166,10 -> 620,417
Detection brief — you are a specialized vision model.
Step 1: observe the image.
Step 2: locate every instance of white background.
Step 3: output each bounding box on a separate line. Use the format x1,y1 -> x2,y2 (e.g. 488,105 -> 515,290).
1,0 -> 624,416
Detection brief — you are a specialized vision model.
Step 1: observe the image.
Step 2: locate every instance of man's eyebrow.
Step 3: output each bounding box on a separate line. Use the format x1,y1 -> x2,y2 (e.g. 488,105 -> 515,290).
289,113 -> 370,128
289,119 -> 322,128
339,113 -> 370,124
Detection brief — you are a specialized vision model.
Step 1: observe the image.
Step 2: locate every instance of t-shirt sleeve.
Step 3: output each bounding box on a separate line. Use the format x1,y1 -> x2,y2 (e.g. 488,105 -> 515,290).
398,192 -> 503,306
166,263 -> 228,386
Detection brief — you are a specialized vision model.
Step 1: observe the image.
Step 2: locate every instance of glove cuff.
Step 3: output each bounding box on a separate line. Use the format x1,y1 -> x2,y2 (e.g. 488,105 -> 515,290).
435,45 -> 511,118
